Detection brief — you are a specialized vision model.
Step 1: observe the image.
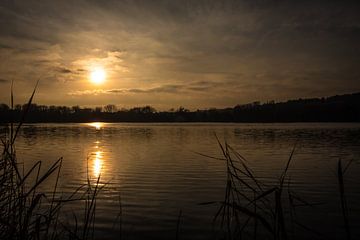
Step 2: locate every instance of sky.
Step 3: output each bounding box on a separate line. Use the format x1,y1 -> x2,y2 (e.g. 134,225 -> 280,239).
0,0 -> 359,110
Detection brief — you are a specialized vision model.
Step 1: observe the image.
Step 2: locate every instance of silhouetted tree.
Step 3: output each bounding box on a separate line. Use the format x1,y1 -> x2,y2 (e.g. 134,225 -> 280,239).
176,106 -> 189,113
0,92 -> 359,123
104,104 -> 117,113
0,103 -> 9,111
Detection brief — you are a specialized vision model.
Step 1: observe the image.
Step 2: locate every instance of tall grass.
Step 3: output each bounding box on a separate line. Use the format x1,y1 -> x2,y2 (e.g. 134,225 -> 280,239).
200,137 -> 354,240
337,159 -> 353,240
0,84 -> 106,240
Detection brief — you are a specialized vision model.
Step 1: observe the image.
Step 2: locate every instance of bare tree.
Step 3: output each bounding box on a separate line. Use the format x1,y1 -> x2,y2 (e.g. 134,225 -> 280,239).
104,104 -> 117,113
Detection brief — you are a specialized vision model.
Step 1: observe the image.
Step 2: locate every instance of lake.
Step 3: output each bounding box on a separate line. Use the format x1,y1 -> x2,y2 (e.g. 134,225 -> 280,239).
2,123 -> 360,239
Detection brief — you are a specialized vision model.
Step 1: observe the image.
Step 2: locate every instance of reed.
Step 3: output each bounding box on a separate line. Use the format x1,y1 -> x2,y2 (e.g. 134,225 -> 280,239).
0,83 -> 106,240
202,137 -> 354,240
337,159 -> 353,240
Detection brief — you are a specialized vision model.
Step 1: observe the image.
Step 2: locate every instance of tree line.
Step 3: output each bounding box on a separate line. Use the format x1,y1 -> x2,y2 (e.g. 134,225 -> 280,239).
0,92 -> 359,123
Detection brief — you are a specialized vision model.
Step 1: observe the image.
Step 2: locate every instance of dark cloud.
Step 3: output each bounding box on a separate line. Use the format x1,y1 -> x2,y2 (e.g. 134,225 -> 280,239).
0,43 -> 13,49
56,67 -> 73,74
106,87 -> 178,94
68,82 -> 222,96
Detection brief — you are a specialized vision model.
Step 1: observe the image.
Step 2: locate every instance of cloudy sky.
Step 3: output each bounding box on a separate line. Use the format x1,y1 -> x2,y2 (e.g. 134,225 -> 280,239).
0,0 -> 359,109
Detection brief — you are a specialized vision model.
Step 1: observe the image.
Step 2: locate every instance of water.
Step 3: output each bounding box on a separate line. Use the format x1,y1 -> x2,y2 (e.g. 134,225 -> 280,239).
2,123 -> 360,239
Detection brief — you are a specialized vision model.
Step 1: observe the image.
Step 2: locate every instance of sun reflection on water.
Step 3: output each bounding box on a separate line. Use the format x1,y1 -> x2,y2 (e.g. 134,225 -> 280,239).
89,139 -> 106,179
87,122 -> 104,130
93,150 -> 103,178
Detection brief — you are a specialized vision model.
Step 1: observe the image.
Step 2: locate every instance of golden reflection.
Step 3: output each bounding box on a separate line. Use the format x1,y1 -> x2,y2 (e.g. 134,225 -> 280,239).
87,122 -> 104,130
87,138 -> 108,181
93,151 -> 103,178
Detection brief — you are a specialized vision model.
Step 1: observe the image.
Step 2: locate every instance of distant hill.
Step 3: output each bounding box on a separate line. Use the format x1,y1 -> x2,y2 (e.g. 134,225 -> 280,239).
0,92 -> 359,123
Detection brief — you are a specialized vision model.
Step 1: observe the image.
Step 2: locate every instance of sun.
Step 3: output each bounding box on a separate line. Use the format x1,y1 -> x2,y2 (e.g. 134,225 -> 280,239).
90,67 -> 106,85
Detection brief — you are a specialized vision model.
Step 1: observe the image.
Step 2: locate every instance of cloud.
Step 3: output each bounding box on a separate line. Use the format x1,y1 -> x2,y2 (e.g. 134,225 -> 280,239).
71,50 -> 128,74
67,82 -> 222,96
0,43 -> 13,49
68,84 -> 183,96
140,84 -> 182,93
56,67 -> 72,74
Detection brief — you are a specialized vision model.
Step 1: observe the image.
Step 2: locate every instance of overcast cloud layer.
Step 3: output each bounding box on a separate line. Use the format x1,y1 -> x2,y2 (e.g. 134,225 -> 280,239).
0,0 -> 359,109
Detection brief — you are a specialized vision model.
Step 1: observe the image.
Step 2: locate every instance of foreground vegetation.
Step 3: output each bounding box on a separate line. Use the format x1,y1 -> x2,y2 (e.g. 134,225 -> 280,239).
0,87 -> 105,240
202,139 -> 353,240
1,131 -> 105,239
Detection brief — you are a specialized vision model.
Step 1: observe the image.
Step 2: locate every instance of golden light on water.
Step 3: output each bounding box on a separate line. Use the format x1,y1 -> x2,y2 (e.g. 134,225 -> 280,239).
87,122 -> 104,130
93,150 -> 103,178
88,139 -> 107,179
90,67 -> 106,85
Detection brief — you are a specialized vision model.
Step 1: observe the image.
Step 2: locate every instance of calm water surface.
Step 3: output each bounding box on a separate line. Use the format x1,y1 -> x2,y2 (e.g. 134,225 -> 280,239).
3,123 -> 360,239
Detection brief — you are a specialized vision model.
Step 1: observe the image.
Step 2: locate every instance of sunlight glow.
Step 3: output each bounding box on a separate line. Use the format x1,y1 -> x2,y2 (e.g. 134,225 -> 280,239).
90,67 -> 106,85
87,122 -> 104,130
